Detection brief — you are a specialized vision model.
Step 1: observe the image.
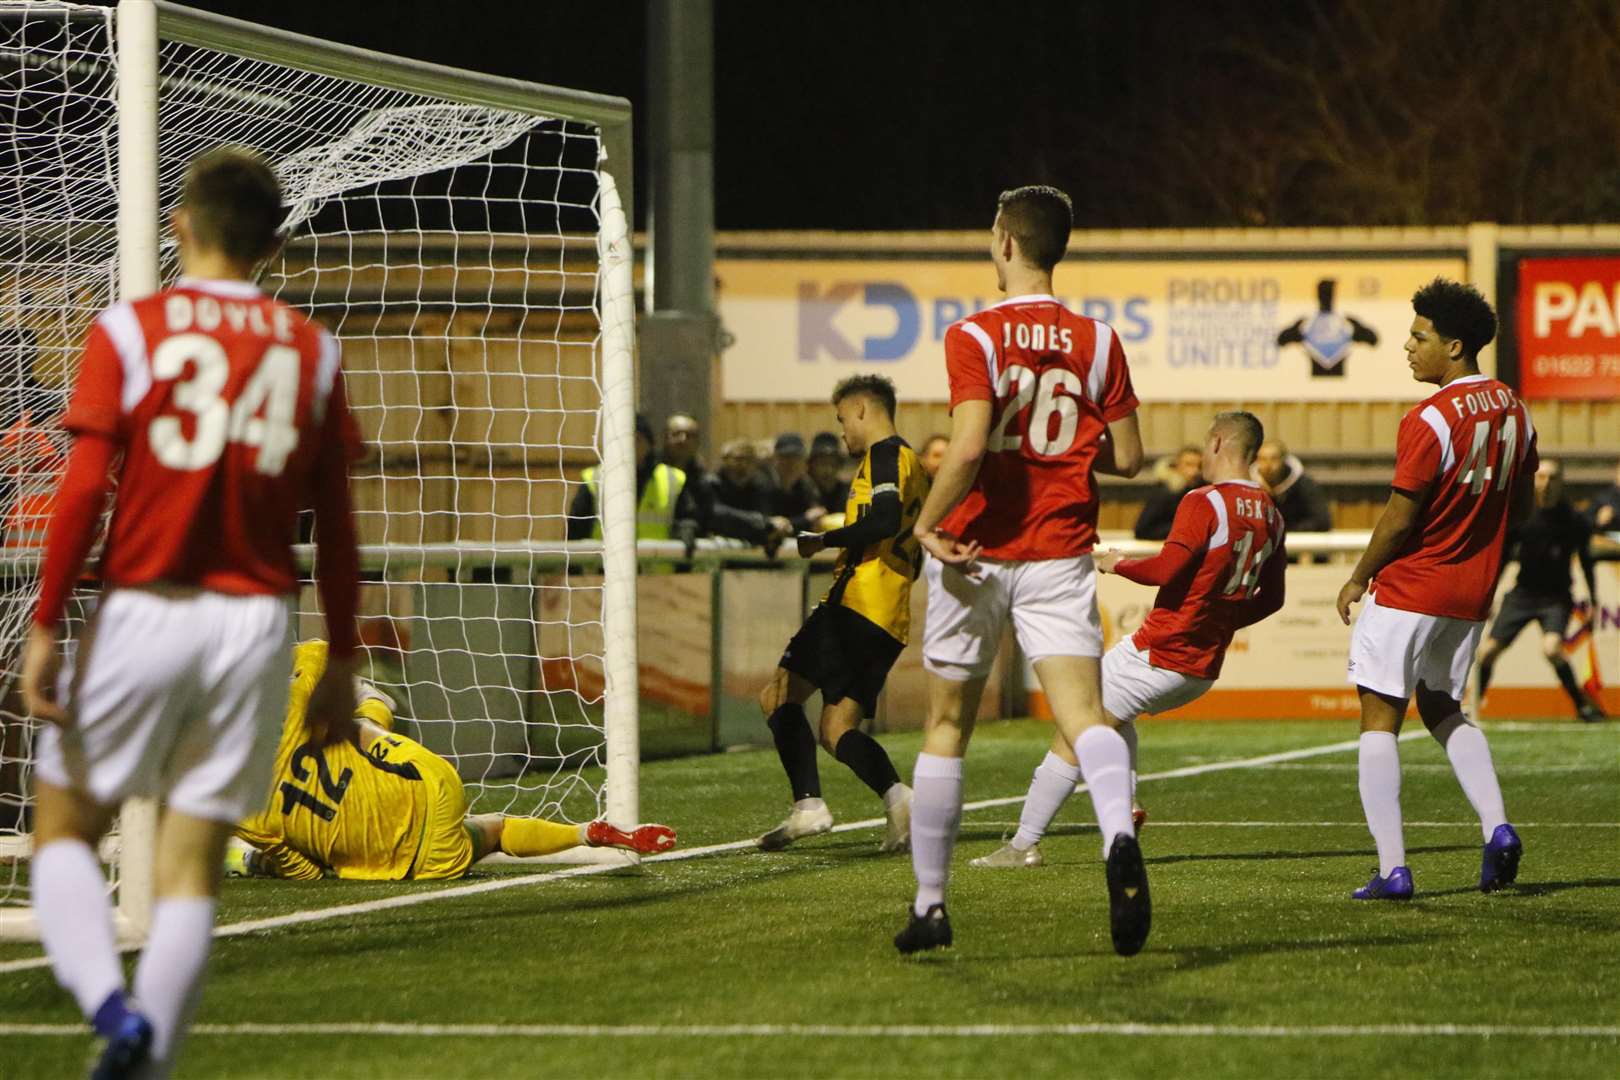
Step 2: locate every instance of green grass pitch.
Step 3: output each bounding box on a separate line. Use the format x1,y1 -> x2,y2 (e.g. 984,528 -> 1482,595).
1,717 -> 1616,1078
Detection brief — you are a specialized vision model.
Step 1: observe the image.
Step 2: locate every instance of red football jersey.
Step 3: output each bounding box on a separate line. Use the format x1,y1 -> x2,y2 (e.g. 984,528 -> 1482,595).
1125,481 -> 1287,679
1372,374 -> 1538,622
938,294 -> 1138,560
57,277 -> 360,597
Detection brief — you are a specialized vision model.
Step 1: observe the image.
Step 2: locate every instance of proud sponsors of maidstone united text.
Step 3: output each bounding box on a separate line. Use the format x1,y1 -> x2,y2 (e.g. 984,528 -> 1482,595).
717,257 -> 1462,402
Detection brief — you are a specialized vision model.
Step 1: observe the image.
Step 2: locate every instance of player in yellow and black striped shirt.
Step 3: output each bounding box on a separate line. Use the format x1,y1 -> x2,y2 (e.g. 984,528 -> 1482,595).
756,374 -> 930,854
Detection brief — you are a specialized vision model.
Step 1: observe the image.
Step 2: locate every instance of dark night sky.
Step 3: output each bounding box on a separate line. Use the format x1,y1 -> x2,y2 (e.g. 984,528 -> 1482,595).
170,1 -> 1620,232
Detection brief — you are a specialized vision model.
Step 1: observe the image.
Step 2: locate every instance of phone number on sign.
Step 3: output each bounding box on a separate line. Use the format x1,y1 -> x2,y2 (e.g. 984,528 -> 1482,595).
1530,353 -> 1620,377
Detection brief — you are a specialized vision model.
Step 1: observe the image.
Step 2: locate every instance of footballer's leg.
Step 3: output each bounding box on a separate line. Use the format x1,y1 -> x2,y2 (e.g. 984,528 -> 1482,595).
1039,654 -> 1150,956
1540,625 -> 1598,719
30,781 -> 151,1074
818,698 -> 910,853
1353,687 -> 1414,900
474,813 -> 676,860
132,808 -> 238,1077
757,668 -> 833,850
895,673 -> 983,953
1416,683 -> 1518,892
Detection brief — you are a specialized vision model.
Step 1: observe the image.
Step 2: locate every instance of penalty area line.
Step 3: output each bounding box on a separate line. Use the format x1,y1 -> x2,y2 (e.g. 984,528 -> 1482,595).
0,730 -> 1421,977
2,1021 -> 1616,1040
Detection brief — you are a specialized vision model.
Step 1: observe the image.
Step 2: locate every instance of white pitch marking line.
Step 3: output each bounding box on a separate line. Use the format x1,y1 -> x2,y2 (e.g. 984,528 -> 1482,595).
0,728 -> 1470,978
1,1021 -> 1616,1040
968,820 -> 1620,829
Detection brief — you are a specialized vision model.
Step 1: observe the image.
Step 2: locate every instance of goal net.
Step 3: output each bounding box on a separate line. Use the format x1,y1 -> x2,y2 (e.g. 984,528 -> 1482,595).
0,0 -> 639,932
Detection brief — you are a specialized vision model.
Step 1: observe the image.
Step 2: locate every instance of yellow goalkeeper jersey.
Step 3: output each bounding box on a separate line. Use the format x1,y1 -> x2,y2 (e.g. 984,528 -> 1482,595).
236,641 -> 448,881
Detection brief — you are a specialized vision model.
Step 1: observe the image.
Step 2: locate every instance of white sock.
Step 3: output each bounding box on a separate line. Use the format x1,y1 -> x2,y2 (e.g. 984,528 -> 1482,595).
910,753 -> 963,916
1075,726 -> 1135,858
1012,751 -> 1080,849
30,840 -> 124,1020
1430,714 -> 1507,840
792,796 -> 827,813
882,782 -> 909,809
133,896 -> 217,1068
1358,731 -> 1406,875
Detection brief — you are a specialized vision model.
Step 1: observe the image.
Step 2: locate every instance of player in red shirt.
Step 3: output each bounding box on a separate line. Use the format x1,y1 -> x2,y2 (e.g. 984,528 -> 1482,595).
18,147 -> 361,1078
896,185 -> 1150,957
971,412 -> 1287,868
1336,278 -> 1536,901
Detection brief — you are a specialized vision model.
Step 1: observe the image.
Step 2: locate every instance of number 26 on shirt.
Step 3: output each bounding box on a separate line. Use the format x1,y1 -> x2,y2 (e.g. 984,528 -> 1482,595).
148,334 -> 302,476
987,365 -> 1084,456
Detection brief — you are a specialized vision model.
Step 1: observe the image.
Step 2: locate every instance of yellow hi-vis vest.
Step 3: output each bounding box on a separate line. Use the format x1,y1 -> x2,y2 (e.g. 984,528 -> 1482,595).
582,463 -> 686,539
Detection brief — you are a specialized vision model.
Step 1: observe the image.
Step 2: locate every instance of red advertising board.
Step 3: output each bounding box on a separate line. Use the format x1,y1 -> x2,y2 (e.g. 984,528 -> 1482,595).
1517,257 -> 1620,399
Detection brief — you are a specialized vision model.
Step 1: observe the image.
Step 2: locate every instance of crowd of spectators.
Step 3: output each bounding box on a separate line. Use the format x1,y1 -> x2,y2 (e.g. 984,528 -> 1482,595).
574,414 -> 1620,558
569,414 -> 926,555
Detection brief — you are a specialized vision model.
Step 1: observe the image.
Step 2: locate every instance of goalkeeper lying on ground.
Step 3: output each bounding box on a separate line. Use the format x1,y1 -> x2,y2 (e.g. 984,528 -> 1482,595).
230,640 -> 675,880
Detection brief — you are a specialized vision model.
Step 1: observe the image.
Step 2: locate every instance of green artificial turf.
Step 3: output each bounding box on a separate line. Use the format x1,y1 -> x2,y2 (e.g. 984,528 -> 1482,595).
1,718 -> 1616,1078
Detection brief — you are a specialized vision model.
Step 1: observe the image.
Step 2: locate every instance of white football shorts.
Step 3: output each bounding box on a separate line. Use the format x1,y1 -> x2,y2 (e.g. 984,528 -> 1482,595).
1102,636 -> 1214,723
924,554 -> 1101,681
34,587 -> 293,824
1346,590 -> 1482,702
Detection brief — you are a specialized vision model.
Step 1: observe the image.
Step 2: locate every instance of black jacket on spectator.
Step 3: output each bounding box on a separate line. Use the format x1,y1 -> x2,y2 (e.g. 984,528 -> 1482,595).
814,476 -> 850,515
1134,484 -> 1194,540
1264,456 -> 1333,533
770,474 -> 824,533
1588,484 -> 1620,534
699,469 -> 778,545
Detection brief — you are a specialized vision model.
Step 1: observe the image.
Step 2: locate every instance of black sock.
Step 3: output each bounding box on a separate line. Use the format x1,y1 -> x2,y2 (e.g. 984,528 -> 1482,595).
834,729 -> 901,799
1478,657 -> 1496,698
767,704 -> 820,800
1550,656 -> 1587,710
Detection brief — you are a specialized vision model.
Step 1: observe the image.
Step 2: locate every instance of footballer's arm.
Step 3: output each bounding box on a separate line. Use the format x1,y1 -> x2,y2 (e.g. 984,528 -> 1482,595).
1092,412 -> 1144,479
913,399 -> 989,564
801,443 -> 902,556
1336,487 -> 1425,625
1236,540 -> 1288,628
21,432 -> 120,722
306,391 -> 363,746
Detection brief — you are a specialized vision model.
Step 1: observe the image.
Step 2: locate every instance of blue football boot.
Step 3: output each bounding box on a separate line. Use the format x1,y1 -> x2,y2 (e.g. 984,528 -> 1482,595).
1352,865 -> 1414,900
1479,824 -> 1522,893
90,1010 -> 153,1080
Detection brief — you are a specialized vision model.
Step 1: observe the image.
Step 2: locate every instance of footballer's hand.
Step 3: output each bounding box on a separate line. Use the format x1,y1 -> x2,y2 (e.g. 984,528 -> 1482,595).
19,622 -> 66,726
306,655 -> 360,747
795,531 -> 825,558
768,516 -> 794,538
1336,580 -> 1367,626
1094,548 -> 1124,574
917,528 -> 981,568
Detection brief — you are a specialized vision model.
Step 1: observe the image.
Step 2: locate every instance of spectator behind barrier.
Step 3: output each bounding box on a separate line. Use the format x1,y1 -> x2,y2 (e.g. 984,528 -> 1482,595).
699,437 -> 793,553
566,413 -> 700,542
769,431 -> 826,532
918,433 -> 949,480
1254,439 -> 1333,533
809,431 -> 850,523
1589,459 -> 1620,533
1133,445 -> 1203,540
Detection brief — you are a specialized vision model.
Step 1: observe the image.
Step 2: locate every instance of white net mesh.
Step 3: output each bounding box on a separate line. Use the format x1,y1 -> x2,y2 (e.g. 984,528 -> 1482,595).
2,1 -> 619,909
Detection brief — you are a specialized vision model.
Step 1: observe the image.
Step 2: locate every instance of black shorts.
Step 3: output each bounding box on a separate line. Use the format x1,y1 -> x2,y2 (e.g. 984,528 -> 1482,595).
779,603 -> 904,719
1489,590 -> 1573,645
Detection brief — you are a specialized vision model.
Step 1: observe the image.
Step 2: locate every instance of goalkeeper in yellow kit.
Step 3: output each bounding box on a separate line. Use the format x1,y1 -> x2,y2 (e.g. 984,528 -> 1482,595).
231,640 -> 675,880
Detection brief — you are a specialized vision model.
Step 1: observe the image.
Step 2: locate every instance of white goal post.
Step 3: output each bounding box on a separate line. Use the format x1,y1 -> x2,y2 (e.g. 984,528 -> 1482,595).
0,0 -> 639,938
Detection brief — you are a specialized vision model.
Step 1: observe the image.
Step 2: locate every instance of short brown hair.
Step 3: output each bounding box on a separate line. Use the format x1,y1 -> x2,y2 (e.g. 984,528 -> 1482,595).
831,373 -> 897,418
1213,411 -> 1265,463
995,185 -> 1072,271
181,146 -> 284,264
